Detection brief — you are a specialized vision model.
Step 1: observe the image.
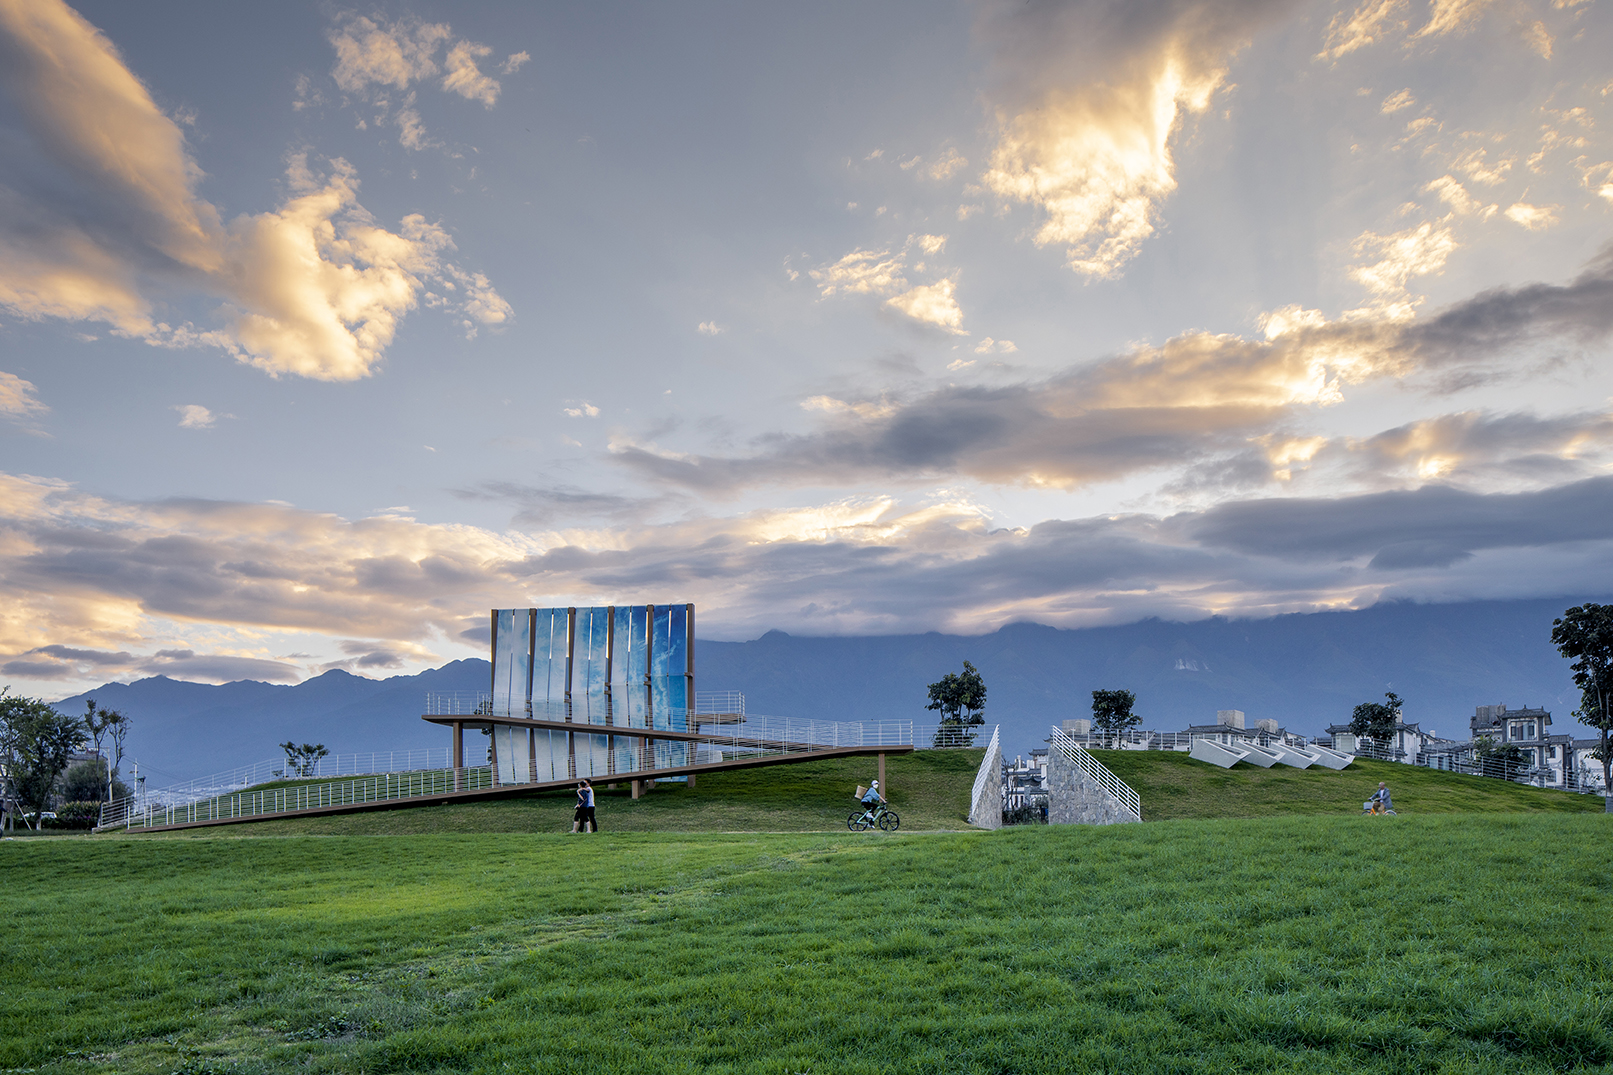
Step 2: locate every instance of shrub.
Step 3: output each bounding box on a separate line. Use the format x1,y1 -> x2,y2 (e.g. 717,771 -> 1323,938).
50,801 -> 103,829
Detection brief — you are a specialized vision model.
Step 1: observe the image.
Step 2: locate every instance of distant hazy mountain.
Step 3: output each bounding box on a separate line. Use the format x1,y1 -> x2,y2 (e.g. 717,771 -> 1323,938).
699,596 -> 1603,759
56,597 -> 1603,783
56,660 -> 490,786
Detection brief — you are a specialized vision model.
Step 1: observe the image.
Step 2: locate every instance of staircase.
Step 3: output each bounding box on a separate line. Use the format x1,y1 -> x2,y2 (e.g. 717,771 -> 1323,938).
1048,726 -> 1141,824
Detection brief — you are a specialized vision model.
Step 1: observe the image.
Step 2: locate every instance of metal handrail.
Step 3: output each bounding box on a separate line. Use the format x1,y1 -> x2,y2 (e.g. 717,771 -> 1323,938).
100,766 -> 497,831
1048,725 -> 1141,820
96,748 -> 457,829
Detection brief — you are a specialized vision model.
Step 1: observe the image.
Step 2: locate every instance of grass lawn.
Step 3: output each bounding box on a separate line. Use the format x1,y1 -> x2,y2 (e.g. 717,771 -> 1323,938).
1093,751 -> 1608,820
115,750 -> 983,837
5,815 -> 1613,1073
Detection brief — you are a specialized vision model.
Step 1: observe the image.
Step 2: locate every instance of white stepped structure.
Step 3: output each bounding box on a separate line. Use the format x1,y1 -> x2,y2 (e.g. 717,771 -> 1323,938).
1190,737 -> 1355,770
967,725 -> 1004,830
1190,738 -> 1249,767
1047,726 -> 1141,825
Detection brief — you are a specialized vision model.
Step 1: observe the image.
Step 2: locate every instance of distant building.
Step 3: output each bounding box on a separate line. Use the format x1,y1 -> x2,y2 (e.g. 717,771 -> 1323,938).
1322,720 -> 1438,765
1469,704 -> 1577,788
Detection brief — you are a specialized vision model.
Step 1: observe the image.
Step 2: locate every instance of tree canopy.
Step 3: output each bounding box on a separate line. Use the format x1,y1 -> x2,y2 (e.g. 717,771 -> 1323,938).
926,661 -> 986,748
280,742 -> 330,778
1553,604 -> 1613,792
1348,691 -> 1404,755
0,690 -> 87,829
1090,689 -> 1141,744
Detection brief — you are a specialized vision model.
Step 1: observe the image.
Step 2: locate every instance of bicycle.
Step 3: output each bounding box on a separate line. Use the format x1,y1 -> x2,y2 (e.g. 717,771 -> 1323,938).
848,801 -> 900,831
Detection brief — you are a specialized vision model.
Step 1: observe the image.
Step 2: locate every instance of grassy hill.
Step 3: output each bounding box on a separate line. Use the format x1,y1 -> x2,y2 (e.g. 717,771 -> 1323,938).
1092,750 -> 1606,820
8,816 -> 1613,1073
99,747 -> 1605,838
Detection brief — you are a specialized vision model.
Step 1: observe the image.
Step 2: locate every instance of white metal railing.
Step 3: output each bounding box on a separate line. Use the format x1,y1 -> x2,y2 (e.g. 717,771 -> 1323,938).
100,766 -> 496,831
695,691 -> 745,716
1049,725 -> 1142,820
96,748 -> 457,828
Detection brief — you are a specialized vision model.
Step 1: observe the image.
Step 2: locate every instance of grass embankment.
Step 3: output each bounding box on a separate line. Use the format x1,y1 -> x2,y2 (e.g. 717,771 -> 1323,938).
134,751 -> 982,837
6,816 -> 1613,1073
1094,750 -> 1607,820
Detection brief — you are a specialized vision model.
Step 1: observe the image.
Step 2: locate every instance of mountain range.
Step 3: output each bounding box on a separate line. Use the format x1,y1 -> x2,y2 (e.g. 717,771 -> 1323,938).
55,596 -> 1604,785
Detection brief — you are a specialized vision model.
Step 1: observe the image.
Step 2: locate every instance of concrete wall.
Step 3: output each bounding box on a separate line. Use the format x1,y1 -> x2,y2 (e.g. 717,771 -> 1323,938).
1047,744 -> 1140,826
968,725 -> 1004,830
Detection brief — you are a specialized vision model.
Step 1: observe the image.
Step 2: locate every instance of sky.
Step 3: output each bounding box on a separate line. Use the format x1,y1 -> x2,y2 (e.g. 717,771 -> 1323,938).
1,0 -> 1612,700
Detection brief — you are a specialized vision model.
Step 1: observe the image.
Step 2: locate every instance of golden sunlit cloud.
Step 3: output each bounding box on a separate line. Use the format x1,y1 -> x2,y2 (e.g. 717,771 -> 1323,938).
0,0 -> 509,380
979,0 -> 1288,277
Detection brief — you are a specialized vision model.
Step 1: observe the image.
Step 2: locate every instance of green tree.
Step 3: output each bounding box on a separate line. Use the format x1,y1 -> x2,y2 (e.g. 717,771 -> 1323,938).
1348,691 -> 1404,756
0,690 -> 86,829
1473,735 -> 1530,781
82,700 -> 129,803
1089,689 -> 1140,746
1552,603 -> 1613,794
61,758 -> 129,803
280,741 -> 330,778
926,661 -> 986,748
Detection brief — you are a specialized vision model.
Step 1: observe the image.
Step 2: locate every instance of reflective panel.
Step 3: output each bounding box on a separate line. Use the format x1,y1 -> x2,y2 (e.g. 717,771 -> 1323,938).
532,607 -> 569,709
492,725 -> 523,785
574,606 -> 610,726
611,605 -> 650,729
490,609 -> 531,717
650,604 -> 691,732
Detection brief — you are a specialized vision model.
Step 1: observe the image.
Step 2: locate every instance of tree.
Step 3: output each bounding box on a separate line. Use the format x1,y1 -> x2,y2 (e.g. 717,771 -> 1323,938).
61,758 -> 129,804
1552,604 -> 1613,794
82,700 -> 129,803
1090,689 -> 1141,746
1575,686 -> 1610,788
926,661 -> 986,748
1473,735 -> 1530,781
0,690 -> 86,829
1348,691 -> 1404,756
279,741 -> 330,778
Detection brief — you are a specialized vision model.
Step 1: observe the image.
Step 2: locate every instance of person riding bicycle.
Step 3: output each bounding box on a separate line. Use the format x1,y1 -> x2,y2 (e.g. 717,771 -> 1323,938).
859,780 -> 884,818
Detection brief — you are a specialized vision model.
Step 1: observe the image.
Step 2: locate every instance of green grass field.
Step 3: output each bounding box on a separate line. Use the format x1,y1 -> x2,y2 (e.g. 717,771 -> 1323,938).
1094,751 -> 1607,820
5,815 -> 1612,1074
75,747 -> 1601,840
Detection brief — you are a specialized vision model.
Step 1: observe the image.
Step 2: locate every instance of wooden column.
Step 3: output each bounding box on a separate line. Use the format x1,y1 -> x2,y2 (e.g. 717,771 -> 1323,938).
878,752 -> 886,794
453,721 -> 464,791
687,773 -> 697,790
631,779 -> 643,799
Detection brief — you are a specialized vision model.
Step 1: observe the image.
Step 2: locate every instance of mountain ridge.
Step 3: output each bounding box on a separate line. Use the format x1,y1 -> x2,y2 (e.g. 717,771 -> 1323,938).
54,597 -> 1605,782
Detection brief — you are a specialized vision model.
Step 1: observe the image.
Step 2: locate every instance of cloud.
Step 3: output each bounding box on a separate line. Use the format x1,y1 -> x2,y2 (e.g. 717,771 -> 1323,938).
0,371 -> 46,418
697,320 -> 726,335
441,41 -> 501,107
810,248 -> 908,297
613,249 -> 1613,493
563,402 -> 600,418
326,13 -> 521,144
1504,201 -> 1560,229
1348,221 -> 1457,303
1412,0 -> 1497,42
1317,0 -> 1406,60
885,278 -> 967,334
3,468 -> 1612,650
1342,409 -> 1613,484
1380,88 -> 1416,114
978,0 -> 1298,277
0,3 -> 509,380
329,14 -> 451,94
973,337 -> 1018,354
810,235 -> 966,330
174,404 -> 215,429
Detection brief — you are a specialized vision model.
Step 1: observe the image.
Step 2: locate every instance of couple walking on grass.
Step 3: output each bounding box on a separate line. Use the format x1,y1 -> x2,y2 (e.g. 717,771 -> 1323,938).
573,779 -> 597,833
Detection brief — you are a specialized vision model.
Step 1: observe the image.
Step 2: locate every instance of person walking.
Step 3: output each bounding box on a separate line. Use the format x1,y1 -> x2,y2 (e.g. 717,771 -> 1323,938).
573,779 -> 597,833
